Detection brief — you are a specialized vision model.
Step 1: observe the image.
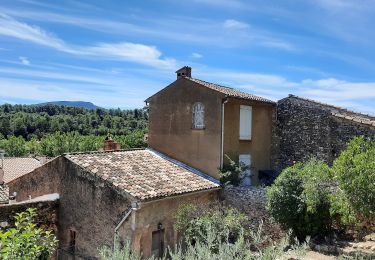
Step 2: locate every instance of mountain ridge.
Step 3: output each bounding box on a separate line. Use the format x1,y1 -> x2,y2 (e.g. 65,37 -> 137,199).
38,101 -> 99,109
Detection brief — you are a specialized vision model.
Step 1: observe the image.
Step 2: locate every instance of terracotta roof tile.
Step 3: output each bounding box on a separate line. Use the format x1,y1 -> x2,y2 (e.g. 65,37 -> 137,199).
186,77 -> 275,104
3,157 -> 44,183
65,149 -> 220,201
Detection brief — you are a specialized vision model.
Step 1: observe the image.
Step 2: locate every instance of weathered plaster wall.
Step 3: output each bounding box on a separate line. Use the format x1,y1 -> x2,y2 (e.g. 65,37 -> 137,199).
148,78 -> 224,179
119,190 -> 220,258
223,98 -> 275,184
8,157 -> 132,259
272,96 -> 375,173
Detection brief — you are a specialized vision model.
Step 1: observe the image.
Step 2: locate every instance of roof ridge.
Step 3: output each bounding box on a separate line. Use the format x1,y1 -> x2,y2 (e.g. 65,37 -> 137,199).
287,94 -> 375,120
64,148 -> 145,156
186,77 -> 275,104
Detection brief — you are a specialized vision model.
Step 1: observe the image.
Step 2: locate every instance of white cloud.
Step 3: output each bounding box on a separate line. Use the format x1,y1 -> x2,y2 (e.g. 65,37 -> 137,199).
0,14 -> 176,69
18,56 -> 30,65
223,19 -> 249,29
191,52 -> 203,59
197,68 -> 375,114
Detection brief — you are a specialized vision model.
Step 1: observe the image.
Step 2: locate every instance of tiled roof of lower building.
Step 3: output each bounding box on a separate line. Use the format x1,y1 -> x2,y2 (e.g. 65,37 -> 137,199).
65,149 -> 220,201
285,94 -> 375,127
3,157 -> 45,183
186,77 -> 276,104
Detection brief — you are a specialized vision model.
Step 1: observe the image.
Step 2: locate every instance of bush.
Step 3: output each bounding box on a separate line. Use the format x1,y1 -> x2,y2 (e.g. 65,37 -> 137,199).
219,155 -> 250,186
174,203 -> 247,246
331,136 -> 375,223
99,223 -> 308,260
0,208 -> 58,259
266,158 -> 333,239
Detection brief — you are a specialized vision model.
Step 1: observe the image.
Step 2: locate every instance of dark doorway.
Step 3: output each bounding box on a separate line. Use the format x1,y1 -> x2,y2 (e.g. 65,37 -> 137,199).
151,228 -> 164,258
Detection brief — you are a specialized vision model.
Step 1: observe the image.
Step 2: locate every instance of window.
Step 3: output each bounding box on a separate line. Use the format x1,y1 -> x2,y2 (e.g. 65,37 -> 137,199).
239,154 -> 252,186
192,102 -> 205,129
239,105 -> 252,140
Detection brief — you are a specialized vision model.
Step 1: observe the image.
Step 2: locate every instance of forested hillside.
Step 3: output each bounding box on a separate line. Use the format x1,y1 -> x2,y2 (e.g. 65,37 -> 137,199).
0,104 -> 148,156
0,104 -> 147,139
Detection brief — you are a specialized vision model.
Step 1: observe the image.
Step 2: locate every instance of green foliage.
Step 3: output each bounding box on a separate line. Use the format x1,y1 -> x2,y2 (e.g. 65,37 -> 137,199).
99,236 -> 143,260
331,136 -> 375,222
174,203 -> 247,246
266,158 -> 333,239
0,130 -> 147,157
0,103 -> 148,140
219,155 -> 250,186
0,208 -> 58,259
100,222 -> 308,260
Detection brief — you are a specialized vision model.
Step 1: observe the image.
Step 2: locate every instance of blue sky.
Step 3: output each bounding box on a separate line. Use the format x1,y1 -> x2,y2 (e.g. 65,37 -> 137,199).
0,0 -> 374,114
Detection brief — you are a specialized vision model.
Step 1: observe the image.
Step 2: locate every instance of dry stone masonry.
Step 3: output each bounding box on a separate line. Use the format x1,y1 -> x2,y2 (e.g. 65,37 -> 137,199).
272,95 -> 375,172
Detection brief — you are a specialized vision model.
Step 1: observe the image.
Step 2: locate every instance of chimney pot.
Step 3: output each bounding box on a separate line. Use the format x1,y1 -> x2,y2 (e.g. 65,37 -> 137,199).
176,66 -> 191,79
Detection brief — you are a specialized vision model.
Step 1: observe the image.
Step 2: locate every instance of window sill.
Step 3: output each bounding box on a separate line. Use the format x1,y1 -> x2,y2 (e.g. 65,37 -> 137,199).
192,127 -> 205,130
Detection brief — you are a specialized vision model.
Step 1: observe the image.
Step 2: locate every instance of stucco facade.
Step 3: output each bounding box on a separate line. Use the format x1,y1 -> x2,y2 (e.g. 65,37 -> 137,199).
147,75 -> 275,182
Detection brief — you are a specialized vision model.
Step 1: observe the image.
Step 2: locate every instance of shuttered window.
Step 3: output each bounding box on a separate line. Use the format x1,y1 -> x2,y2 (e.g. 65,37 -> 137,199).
239,105 -> 252,140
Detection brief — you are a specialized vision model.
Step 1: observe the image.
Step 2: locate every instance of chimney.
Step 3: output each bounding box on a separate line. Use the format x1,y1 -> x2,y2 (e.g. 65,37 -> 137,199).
176,66 -> 191,79
0,150 -> 4,185
103,135 -> 121,151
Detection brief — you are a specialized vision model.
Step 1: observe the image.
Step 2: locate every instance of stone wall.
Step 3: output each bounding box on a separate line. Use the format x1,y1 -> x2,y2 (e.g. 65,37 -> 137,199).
272,96 -> 375,172
0,200 -> 58,233
223,186 -> 283,241
8,156 -> 132,259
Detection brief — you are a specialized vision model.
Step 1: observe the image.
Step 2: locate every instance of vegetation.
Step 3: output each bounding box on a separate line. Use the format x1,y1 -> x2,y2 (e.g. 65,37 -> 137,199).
331,136 -> 375,223
174,203 -> 247,246
0,130 -> 146,157
266,158 -> 333,239
0,103 -> 148,140
266,136 -> 375,239
100,204 -> 308,260
219,155 -> 250,186
0,208 -> 57,259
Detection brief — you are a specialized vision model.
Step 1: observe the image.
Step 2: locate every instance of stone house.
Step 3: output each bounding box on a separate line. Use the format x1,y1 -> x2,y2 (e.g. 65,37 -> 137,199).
146,66 -> 276,185
272,94 -> 375,172
7,148 -> 219,259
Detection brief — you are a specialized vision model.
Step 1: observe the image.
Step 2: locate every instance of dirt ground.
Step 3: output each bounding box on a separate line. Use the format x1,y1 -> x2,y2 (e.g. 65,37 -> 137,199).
303,251 -> 336,260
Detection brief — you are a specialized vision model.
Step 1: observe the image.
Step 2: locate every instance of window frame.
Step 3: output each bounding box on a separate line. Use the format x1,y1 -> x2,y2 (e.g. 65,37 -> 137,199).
192,102 -> 205,130
239,105 -> 252,140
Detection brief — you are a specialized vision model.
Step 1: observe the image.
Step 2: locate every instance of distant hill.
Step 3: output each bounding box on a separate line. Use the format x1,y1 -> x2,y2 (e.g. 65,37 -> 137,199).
39,101 -> 99,109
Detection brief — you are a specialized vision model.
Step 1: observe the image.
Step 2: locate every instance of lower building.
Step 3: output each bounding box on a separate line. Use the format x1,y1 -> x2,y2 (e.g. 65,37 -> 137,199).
7,148 -> 220,258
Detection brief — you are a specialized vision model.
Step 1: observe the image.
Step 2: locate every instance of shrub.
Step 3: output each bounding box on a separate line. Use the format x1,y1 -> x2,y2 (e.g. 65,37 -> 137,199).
219,155 -> 250,186
266,158 -> 333,239
0,208 -> 58,259
331,136 -> 375,223
174,203 -> 247,246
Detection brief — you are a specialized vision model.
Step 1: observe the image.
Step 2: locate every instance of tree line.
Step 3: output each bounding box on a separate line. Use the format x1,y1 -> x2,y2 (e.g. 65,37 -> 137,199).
0,104 -> 148,140
0,131 -> 146,157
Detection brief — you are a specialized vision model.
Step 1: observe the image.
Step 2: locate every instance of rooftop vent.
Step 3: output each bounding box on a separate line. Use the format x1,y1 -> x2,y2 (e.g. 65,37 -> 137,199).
176,66 -> 191,79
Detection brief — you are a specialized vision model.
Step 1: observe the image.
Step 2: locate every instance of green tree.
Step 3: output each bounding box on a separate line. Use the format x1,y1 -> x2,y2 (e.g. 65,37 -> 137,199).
266,158 -> 333,239
331,136 -> 375,223
0,208 -> 58,259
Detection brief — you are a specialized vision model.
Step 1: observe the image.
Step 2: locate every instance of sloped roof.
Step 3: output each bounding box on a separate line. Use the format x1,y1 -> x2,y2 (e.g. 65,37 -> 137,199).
3,157 -> 44,183
145,77 -> 275,104
186,78 -> 275,104
65,149 -> 220,201
285,95 -> 375,127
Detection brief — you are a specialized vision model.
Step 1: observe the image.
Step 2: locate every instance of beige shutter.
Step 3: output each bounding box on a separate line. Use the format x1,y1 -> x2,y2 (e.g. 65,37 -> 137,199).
239,105 -> 252,140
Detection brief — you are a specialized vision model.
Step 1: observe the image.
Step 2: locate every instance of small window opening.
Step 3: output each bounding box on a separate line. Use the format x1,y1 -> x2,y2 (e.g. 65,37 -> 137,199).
192,102 -> 205,129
